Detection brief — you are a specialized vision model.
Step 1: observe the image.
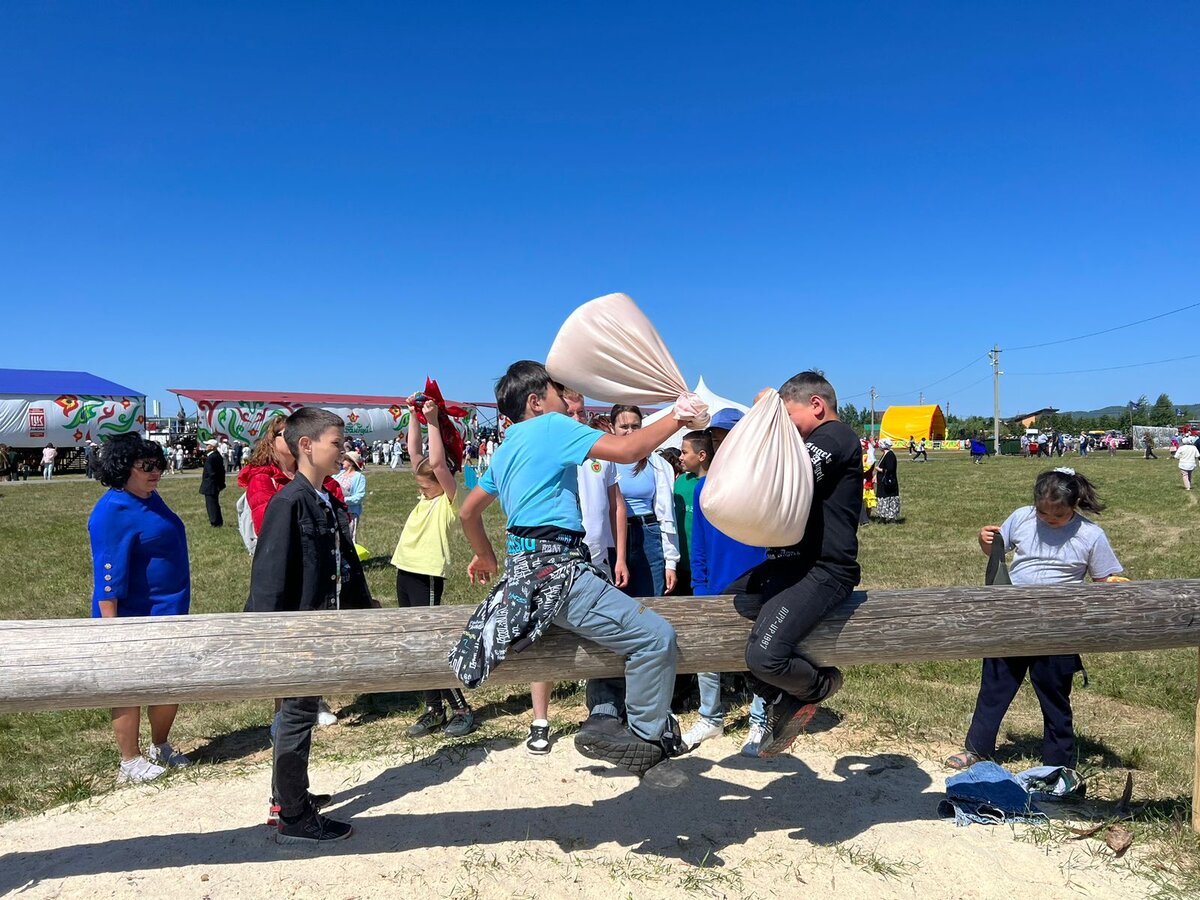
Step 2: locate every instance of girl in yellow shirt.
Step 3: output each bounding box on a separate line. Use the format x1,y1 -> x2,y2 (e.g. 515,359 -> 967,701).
393,398 -> 476,738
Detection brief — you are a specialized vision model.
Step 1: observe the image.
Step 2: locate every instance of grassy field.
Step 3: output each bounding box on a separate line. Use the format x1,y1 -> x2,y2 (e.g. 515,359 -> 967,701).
1,451 -> 1198,889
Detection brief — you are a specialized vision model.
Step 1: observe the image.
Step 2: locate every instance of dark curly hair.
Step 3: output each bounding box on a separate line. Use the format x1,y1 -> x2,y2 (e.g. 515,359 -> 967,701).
97,433 -> 166,489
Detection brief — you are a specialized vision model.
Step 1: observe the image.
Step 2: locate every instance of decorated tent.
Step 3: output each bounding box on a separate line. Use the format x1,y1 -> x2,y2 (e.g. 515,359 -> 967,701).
0,368 -> 145,448
879,404 -> 946,443
643,377 -> 750,450
169,388 -> 481,447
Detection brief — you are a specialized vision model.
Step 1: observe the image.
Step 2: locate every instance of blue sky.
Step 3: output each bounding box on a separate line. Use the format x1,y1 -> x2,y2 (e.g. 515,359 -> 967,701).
3,3 -> 1198,417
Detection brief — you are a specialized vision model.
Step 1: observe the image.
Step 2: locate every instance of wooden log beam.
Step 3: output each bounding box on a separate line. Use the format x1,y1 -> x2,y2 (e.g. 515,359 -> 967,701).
2,580 -> 1199,714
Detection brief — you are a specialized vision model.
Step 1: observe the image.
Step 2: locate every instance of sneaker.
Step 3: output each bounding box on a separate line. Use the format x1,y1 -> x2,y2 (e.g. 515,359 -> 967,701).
267,792 -> 333,827
526,720 -> 551,756
316,700 -> 338,728
741,723 -> 767,757
759,667 -> 843,758
116,756 -> 167,785
681,718 -> 723,749
405,706 -> 447,738
442,708 -> 477,738
275,804 -> 353,845
574,715 -> 665,777
147,742 -> 191,768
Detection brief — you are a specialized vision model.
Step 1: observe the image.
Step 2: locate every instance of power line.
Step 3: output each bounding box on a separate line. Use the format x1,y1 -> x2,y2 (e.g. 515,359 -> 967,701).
874,355 -> 987,400
1008,351 -> 1200,377
1002,301 -> 1200,353
942,373 -> 993,398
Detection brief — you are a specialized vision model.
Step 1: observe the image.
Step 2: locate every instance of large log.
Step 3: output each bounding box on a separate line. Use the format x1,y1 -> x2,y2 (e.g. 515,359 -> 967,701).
2,580 -> 1199,713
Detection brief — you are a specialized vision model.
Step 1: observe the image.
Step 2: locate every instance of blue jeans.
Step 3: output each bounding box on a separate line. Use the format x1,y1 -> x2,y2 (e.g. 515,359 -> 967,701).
698,673 -> 766,727
626,521 -> 665,597
555,568 -> 677,742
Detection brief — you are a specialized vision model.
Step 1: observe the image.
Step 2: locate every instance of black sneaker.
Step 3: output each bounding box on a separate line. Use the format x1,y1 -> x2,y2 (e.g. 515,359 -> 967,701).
526,721 -> 551,756
758,668 -> 843,758
405,706 -> 447,738
267,792 -> 333,827
275,805 -> 353,845
574,715 -> 665,777
442,708 -> 477,738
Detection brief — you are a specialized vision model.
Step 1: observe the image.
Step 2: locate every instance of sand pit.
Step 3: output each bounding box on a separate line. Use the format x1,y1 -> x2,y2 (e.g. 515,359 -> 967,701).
1,732 -> 1157,899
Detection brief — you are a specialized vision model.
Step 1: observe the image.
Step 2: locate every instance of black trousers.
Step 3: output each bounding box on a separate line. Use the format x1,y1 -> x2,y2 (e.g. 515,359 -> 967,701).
965,654 -> 1082,767
396,569 -> 467,710
273,695 -> 320,817
727,560 -> 854,702
204,493 -> 223,527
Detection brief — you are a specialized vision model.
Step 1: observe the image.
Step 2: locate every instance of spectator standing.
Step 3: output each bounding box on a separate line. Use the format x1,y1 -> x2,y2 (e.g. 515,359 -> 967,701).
88,434 -> 191,783
199,439 -> 227,526
41,442 -> 57,479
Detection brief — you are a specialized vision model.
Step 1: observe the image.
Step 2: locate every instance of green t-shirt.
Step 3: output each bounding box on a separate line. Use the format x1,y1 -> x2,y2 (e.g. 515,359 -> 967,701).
673,472 -> 699,574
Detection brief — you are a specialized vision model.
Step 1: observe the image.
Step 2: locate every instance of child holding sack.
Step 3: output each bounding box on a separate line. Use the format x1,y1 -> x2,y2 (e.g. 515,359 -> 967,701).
395,396 -> 477,739
947,468 -> 1126,770
451,361 -> 704,777
724,372 -> 863,757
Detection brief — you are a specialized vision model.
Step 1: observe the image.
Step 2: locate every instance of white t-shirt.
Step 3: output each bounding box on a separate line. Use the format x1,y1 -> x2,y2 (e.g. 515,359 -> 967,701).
1000,506 -> 1122,586
577,457 -> 617,565
1174,443 -> 1199,471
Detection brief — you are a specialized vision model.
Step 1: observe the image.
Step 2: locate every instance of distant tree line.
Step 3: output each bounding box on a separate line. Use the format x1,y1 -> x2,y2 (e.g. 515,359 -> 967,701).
838,393 -> 1192,440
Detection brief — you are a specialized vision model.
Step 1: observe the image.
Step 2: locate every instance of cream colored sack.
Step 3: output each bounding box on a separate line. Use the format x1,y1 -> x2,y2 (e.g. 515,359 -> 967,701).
699,388 -> 813,548
546,293 -> 708,425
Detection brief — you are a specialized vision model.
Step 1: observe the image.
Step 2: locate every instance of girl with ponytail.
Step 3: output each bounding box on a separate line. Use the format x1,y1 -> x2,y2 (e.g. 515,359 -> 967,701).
947,467 -> 1127,771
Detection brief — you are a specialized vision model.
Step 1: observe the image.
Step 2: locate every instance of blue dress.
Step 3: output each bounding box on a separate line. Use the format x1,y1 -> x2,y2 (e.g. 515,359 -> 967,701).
88,489 -> 191,618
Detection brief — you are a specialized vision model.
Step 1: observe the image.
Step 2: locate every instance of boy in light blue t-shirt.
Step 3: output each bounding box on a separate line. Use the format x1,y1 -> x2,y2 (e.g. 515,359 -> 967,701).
455,360 -> 704,777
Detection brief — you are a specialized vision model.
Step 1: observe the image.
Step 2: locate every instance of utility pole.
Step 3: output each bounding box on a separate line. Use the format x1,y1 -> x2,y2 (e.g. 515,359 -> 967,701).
870,386 -> 877,440
919,391 -> 924,405
989,344 -> 1002,455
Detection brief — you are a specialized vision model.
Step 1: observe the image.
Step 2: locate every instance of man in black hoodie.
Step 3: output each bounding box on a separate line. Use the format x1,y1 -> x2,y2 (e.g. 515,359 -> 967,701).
249,407 -> 376,845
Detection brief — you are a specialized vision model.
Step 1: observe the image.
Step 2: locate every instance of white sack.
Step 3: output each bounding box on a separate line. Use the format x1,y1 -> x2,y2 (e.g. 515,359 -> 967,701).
699,388 -> 813,548
547,293 -> 700,411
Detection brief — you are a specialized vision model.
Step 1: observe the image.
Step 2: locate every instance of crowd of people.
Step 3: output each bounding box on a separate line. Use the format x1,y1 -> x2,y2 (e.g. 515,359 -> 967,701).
75,366 -> 1174,847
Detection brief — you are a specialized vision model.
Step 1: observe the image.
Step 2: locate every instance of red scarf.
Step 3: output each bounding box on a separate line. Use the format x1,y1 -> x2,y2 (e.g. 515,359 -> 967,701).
415,378 -> 466,468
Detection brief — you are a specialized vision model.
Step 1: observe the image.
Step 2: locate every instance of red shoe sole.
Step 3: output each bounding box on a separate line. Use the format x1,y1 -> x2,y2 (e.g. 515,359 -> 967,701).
758,703 -> 819,757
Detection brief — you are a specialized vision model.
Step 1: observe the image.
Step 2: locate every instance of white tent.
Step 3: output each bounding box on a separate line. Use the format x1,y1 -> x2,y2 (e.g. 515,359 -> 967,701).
644,376 -> 750,449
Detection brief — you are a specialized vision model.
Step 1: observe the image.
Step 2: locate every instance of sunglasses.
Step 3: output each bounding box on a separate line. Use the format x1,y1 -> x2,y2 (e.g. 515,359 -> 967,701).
136,458 -> 167,473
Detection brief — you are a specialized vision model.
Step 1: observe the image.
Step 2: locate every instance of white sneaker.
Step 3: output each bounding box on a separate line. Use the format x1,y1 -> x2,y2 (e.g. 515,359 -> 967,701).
682,718 -> 723,749
741,724 -> 767,758
317,700 -> 338,728
116,756 -> 166,785
147,742 -> 191,768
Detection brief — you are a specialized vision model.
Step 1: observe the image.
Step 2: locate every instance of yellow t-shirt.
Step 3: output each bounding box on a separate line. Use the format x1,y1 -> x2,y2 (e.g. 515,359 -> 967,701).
391,493 -> 454,577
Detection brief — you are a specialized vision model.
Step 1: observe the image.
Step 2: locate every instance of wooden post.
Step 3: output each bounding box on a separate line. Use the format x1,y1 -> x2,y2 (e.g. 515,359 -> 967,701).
3,580 -> 1200,713
1194,646 -> 1200,833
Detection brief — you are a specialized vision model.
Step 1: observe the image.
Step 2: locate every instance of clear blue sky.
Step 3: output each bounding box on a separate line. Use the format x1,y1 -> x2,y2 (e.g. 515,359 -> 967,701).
3,3 -> 1198,418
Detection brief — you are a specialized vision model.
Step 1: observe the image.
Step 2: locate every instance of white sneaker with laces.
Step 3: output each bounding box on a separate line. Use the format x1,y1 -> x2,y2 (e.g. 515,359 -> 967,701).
116,756 -> 167,785
682,718 -> 723,749
316,701 -> 338,728
148,742 -> 191,767
741,723 -> 767,758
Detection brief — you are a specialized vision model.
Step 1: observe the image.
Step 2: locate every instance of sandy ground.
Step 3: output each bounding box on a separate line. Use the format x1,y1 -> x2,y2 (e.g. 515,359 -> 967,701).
1,728 -> 1157,900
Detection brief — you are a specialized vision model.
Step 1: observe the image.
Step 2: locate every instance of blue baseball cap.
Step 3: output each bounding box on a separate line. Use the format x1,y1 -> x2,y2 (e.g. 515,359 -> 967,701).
708,408 -> 744,431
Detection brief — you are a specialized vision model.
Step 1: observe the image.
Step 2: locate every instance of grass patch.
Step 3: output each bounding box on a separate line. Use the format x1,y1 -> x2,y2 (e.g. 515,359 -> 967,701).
1,453 -> 1199,891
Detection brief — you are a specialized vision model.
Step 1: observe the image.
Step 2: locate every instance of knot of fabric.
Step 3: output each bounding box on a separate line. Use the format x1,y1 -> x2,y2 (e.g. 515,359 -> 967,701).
673,392 -> 710,429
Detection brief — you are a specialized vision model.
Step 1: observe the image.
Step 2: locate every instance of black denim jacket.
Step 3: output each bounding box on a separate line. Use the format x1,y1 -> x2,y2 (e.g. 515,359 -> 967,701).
247,471 -> 372,612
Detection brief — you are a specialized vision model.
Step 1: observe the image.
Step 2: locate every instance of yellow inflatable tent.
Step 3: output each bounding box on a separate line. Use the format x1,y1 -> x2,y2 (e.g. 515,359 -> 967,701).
879,405 -> 946,442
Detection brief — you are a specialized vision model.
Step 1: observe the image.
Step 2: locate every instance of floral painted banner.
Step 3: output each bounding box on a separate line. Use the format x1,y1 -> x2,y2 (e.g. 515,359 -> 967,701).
195,399 -> 478,445
0,395 -> 145,447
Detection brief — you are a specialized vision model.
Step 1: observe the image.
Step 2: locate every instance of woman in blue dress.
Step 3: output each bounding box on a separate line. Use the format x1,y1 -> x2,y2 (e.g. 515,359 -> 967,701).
89,433 -> 192,784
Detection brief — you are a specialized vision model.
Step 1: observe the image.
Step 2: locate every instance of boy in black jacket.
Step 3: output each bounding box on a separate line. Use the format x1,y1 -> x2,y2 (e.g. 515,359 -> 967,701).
726,371 -> 862,757
249,407 -> 376,845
